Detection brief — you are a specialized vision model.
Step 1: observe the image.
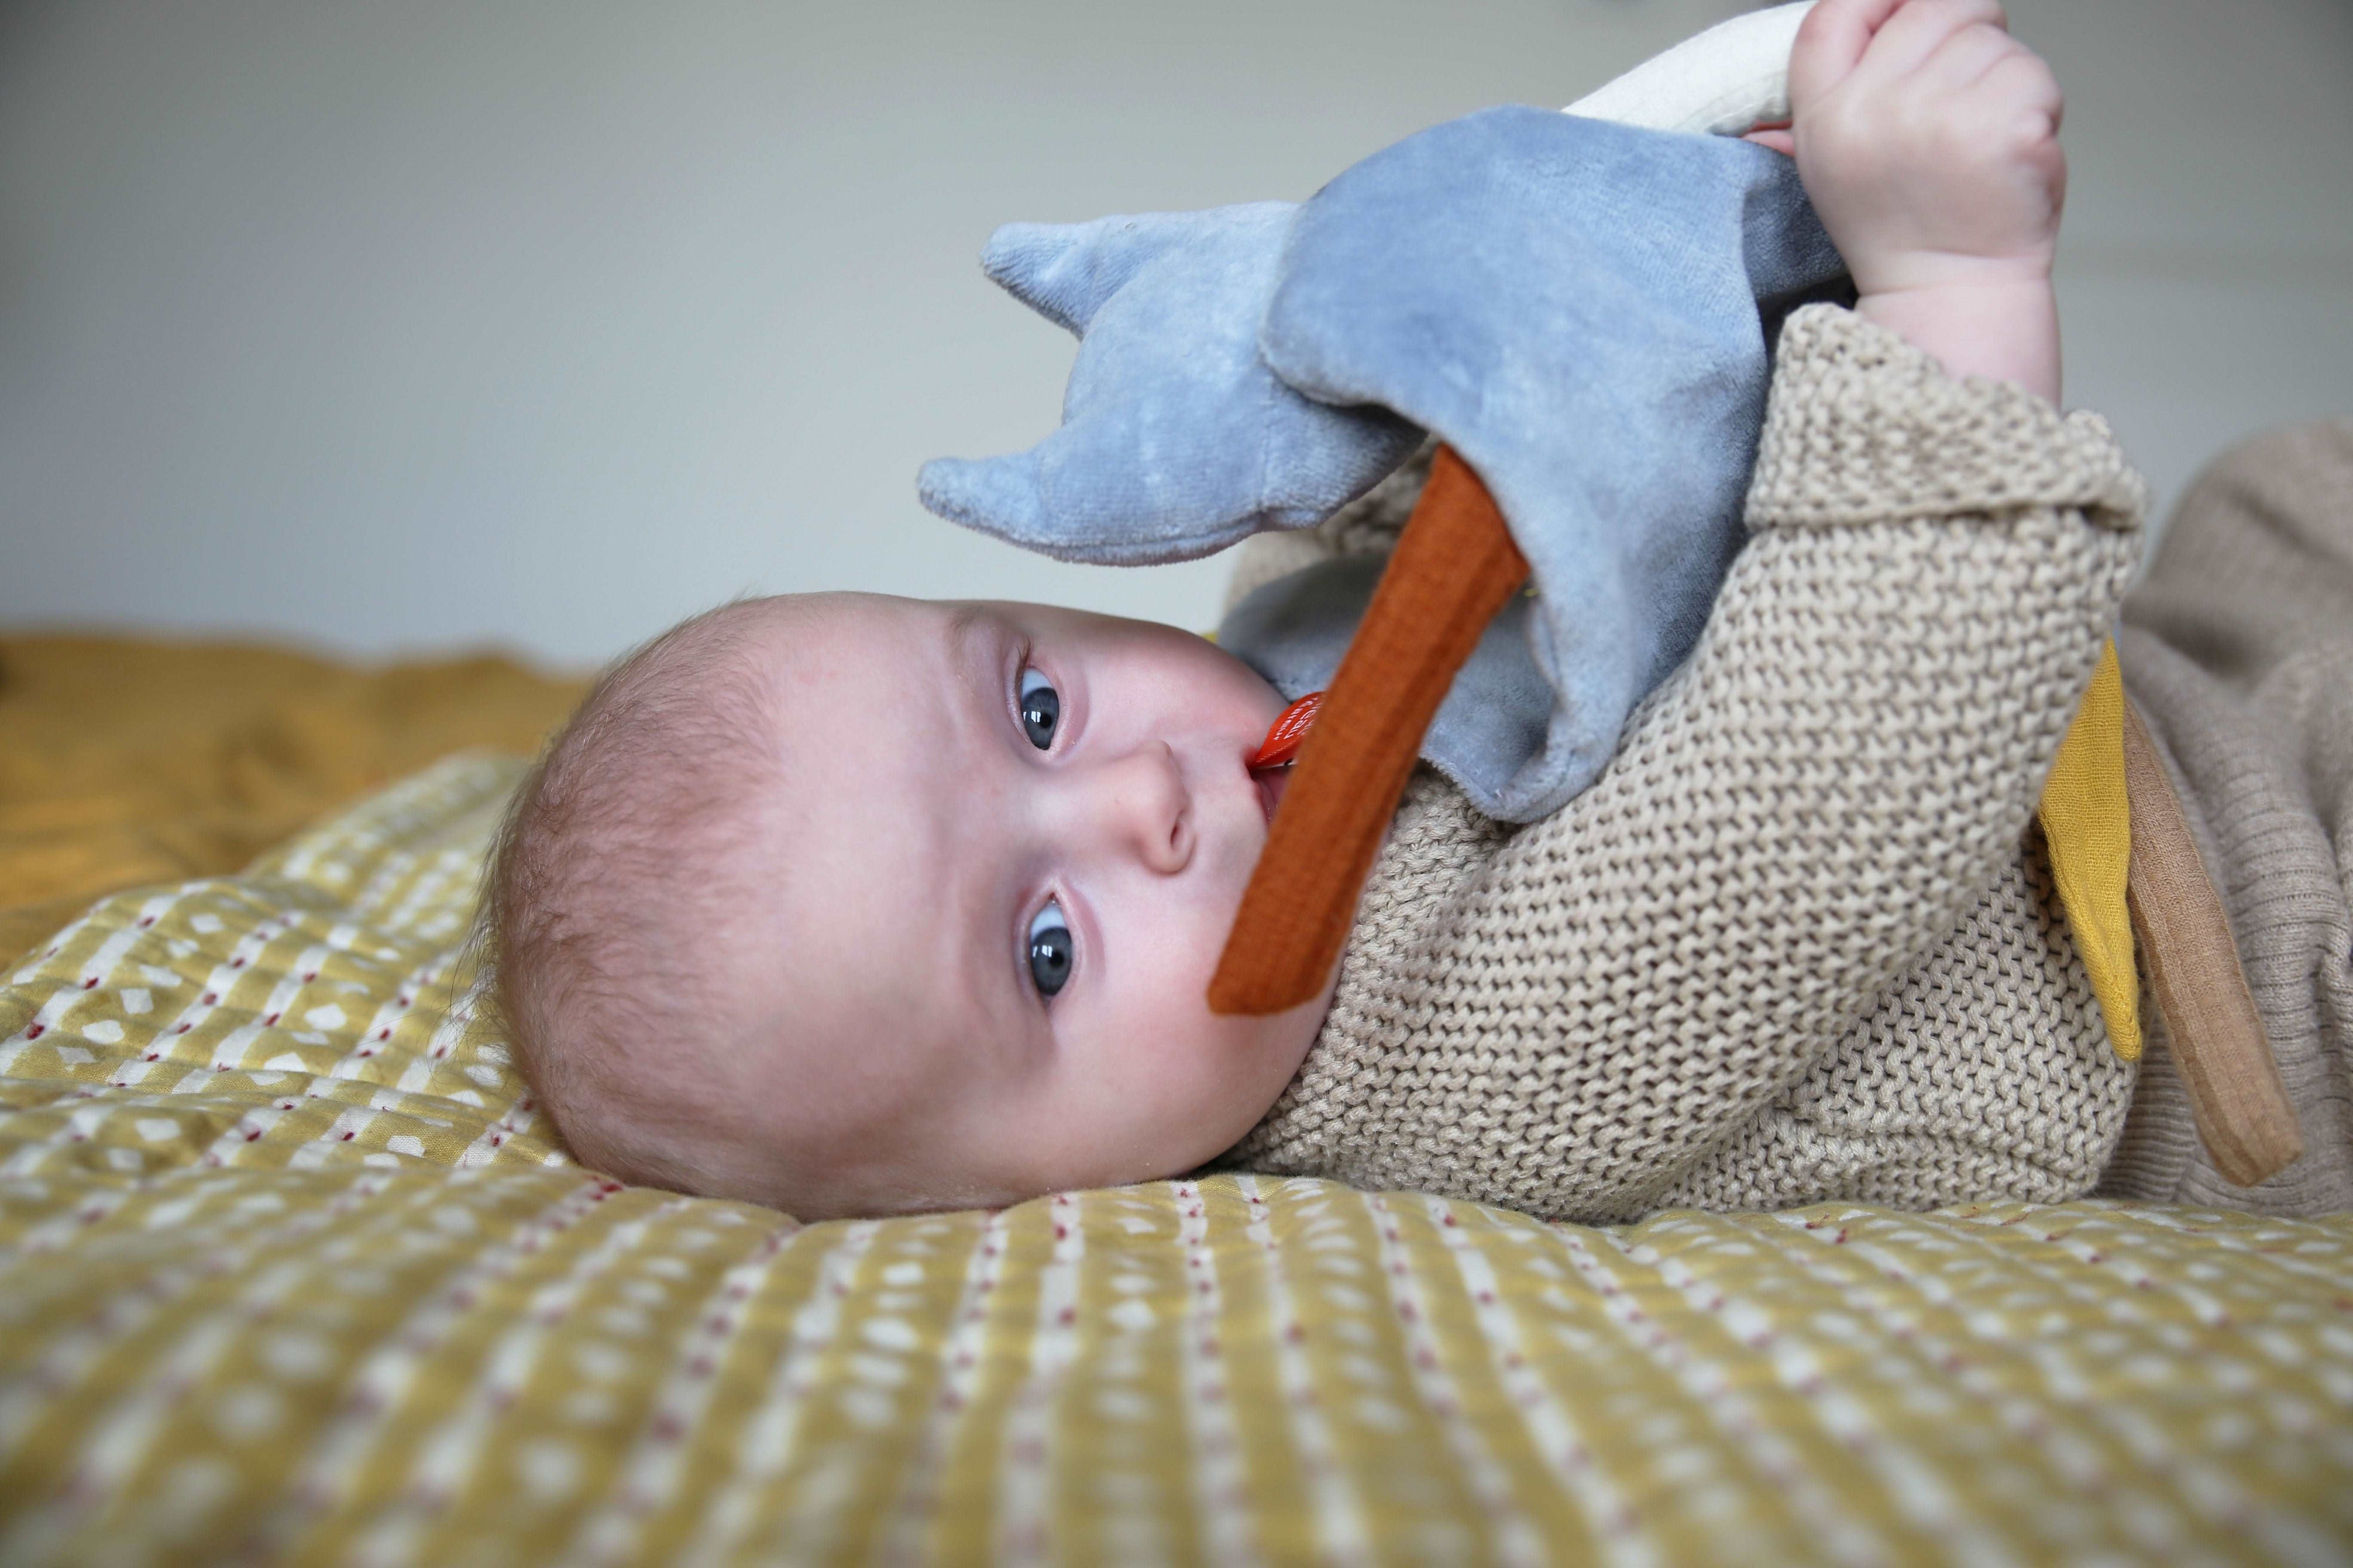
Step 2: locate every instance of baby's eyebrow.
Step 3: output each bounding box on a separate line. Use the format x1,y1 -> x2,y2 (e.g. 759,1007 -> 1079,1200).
936,606 -> 1021,747
942,604 -> 1003,717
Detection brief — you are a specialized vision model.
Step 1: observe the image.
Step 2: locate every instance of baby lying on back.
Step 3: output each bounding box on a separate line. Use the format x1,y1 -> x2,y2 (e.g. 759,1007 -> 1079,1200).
485,1 -> 2350,1221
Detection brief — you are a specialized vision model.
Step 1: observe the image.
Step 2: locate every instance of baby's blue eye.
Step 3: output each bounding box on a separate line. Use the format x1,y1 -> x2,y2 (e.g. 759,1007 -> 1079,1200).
1019,667 -> 1060,750
1028,900 -> 1073,998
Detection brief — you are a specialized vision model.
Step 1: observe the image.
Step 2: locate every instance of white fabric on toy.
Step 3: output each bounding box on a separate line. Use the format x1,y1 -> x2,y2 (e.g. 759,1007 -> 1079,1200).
1564,1 -> 1814,136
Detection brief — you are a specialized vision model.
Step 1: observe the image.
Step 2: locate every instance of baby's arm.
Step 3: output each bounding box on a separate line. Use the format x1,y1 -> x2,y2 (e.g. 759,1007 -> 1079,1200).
1758,0 -> 2066,403
1276,9 -> 2139,1220
1356,313 -> 2142,1221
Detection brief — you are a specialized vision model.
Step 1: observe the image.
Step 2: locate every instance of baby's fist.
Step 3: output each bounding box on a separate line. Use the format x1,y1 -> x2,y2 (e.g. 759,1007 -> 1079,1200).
1784,0 -> 2065,297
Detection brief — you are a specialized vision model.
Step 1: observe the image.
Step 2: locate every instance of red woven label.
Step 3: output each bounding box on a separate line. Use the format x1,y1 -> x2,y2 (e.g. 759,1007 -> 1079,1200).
1249,691 -> 1323,771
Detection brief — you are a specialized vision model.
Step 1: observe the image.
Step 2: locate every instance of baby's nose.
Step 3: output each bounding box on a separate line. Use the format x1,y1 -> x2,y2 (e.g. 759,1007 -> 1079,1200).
1081,741 -> 1194,875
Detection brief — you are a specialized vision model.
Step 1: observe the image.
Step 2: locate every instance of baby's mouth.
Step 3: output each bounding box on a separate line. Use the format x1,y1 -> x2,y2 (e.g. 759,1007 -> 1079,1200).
1247,692 -> 1319,829
1253,765 -> 1288,826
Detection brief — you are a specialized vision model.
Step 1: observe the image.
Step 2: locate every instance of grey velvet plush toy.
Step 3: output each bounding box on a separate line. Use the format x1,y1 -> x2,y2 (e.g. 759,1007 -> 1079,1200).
919,88 -> 1844,821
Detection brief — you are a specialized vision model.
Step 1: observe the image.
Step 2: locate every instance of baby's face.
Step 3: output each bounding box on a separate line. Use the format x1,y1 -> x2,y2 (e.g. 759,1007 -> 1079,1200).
728,594 -> 1332,1212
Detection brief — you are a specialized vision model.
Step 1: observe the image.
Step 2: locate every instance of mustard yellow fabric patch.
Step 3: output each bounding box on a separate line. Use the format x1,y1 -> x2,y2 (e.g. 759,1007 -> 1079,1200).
2037,640 -> 2140,1059
0,635 -> 583,966
5,757 -> 2352,1563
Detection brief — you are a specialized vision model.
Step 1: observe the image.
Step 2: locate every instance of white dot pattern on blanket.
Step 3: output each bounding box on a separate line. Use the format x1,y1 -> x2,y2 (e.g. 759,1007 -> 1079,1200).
0,755 -> 2348,1562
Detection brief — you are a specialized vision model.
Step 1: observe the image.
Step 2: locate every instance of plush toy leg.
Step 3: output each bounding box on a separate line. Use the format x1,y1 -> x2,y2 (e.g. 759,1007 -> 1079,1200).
1210,447 -> 1528,1016
2122,697 -> 2304,1188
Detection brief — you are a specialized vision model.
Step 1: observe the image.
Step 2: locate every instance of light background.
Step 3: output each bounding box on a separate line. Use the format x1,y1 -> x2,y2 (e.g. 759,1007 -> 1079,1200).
3,0 -> 2350,671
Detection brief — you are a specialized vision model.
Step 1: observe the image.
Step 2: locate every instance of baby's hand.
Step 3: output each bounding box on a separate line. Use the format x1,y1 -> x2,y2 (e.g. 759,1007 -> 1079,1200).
1786,0 -> 2064,294
1770,0 -> 2067,400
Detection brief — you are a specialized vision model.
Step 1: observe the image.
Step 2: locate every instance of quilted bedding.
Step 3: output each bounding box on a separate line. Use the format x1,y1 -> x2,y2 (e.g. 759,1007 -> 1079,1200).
3,727 -> 2352,1560
0,634 -> 585,964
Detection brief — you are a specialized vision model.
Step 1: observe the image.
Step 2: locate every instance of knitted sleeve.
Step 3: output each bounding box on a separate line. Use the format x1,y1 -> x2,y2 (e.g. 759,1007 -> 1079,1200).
1245,304 -> 2146,1221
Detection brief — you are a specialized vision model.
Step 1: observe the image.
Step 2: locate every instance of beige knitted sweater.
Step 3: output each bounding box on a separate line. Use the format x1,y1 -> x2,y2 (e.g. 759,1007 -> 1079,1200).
1228,304 -> 2154,1223
2099,419 -> 2353,1215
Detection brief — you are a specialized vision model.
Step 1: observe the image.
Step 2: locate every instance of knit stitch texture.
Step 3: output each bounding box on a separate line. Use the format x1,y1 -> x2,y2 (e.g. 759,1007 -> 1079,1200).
2099,419 -> 2353,1215
1228,305 -> 2149,1222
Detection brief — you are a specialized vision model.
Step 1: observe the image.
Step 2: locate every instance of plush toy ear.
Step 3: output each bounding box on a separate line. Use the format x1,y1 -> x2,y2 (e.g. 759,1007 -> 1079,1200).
980,212 -> 1212,336
916,447 -> 1050,550
918,416 -> 1263,566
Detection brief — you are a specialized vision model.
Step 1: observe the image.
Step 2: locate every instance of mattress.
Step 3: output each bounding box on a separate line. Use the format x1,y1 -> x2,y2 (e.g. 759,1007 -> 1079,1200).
1,645 -> 2350,1563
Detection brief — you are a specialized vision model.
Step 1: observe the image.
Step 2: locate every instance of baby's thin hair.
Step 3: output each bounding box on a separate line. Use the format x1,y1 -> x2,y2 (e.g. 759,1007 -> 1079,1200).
473,597 -> 787,1199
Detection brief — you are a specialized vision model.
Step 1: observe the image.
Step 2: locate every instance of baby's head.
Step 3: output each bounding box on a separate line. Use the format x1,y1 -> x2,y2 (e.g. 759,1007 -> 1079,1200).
484,593 -> 1333,1218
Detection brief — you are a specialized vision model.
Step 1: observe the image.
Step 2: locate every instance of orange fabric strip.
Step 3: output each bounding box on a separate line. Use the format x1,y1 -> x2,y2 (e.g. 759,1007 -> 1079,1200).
1210,446 -> 1529,1016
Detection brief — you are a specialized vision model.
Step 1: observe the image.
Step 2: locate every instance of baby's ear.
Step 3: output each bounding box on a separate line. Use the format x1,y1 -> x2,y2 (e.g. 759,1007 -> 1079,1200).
979,211 -> 1226,336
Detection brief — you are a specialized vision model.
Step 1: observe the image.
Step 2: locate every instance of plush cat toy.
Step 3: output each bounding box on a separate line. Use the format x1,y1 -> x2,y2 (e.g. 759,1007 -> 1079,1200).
921,2 -> 2300,1184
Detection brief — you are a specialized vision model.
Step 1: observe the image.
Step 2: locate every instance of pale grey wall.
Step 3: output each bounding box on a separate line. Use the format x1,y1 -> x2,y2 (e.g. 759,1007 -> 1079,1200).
3,0 -> 2350,669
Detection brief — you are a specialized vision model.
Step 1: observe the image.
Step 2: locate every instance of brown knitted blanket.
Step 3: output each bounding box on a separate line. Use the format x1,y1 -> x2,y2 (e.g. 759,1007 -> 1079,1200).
2099,420 -> 2353,1214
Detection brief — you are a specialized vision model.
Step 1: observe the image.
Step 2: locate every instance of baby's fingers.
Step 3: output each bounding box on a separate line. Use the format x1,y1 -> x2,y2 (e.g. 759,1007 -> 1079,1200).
1911,19 -> 2024,96
1787,0 -> 1910,111
1854,0 -> 2009,84
1940,44 -> 2064,158
1978,51 -> 2068,203
1982,46 -> 2065,134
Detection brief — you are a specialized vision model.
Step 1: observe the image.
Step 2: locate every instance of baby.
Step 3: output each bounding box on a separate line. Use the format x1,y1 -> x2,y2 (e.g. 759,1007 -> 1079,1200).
485,0 -> 2353,1221
487,592 -> 1322,1215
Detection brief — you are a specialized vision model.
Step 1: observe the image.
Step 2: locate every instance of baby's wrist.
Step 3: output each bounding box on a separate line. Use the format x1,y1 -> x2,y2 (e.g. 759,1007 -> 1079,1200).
1855,273 -> 2061,407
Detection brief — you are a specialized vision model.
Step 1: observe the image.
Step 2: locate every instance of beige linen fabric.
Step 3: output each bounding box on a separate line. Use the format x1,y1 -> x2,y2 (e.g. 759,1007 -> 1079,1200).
2098,420 -> 2353,1214
1230,304 -> 2155,1222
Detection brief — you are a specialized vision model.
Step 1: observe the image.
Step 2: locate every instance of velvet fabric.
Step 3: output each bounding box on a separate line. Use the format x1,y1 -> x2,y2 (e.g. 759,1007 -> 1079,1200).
923,108 -> 1845,819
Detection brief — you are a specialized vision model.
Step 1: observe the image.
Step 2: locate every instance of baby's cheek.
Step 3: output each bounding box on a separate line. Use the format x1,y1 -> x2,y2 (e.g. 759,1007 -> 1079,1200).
1217,1009 -> 1315,1120
1117,897 -> 1287,1145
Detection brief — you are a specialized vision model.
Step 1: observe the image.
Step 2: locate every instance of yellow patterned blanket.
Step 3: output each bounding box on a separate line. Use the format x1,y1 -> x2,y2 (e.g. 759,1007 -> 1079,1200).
0,635 -> 584,963
3,754 -> 2352,1564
